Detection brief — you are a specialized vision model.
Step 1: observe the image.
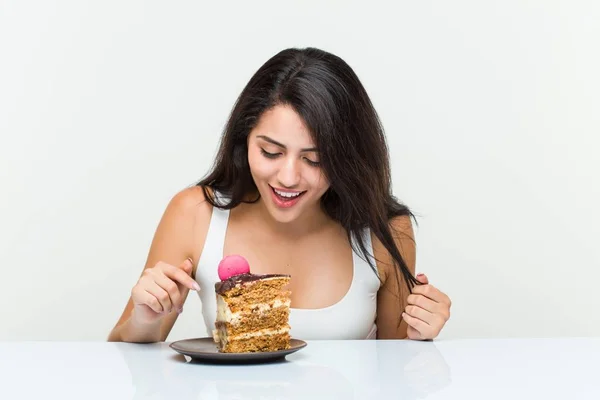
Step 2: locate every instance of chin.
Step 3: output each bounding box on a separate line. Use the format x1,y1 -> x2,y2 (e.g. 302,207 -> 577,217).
268,210 -> 302,224
263,199 -> 306,224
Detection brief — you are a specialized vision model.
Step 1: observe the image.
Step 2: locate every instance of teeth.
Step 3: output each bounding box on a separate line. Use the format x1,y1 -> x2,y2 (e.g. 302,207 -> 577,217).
274,189 -> 301,198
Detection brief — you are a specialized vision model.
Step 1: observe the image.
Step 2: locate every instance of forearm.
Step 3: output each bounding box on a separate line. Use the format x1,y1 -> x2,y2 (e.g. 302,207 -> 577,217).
107,315 -> 164,343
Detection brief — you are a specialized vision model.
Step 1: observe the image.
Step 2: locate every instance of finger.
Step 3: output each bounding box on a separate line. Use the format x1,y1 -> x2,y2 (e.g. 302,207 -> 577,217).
411,283 -> 446,304
163,262 -> 200,291
408,293 -> 451,321
181,257 -> 194,275
154,273 -> 182,312
402,312 -> 429,332
178,258 -> 196,294
407,325 -> 424,340
145,281 -> 172,313
176,258 -> 196,313
404,305 -> 434,324
132,288 -> 163,314
407,294 -> 442,313
402,312 -> 438,340
416,273 -> 429,285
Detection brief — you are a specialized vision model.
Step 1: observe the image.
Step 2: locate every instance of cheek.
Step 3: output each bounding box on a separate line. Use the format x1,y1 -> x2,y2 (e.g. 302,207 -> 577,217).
248,150 -> 271,180
308,170 -> 330,194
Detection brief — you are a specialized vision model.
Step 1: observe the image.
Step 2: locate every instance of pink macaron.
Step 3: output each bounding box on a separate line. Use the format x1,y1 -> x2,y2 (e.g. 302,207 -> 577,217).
218,255 -> 250,280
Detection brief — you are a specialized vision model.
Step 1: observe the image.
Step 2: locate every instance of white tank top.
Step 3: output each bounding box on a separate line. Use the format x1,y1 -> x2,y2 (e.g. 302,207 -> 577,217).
194,202 -> 381,340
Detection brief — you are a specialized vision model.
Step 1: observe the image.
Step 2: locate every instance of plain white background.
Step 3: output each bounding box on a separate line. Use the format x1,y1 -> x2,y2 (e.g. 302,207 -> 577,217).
1,1 -> 598,342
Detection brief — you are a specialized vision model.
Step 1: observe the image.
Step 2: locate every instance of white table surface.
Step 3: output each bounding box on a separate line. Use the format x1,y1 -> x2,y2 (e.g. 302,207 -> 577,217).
1,338 -> 598,399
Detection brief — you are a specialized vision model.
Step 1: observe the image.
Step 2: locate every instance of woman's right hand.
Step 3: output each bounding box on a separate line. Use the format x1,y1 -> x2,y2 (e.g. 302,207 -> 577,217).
130,258 -> 200,324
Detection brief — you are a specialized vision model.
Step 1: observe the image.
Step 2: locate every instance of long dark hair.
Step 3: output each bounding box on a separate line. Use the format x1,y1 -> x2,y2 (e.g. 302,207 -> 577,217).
197,47 -> 419,295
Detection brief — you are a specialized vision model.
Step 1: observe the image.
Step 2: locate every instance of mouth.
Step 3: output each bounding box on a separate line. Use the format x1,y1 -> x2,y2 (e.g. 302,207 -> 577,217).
269,185 -> 306,208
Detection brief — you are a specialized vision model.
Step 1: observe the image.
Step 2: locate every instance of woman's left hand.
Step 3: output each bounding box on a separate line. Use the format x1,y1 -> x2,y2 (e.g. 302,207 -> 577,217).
402,273 -> 451,340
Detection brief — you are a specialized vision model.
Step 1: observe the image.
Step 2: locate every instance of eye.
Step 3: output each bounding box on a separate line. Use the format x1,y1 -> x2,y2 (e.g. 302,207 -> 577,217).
260,148 -> 280,159
304,157 -> 320,167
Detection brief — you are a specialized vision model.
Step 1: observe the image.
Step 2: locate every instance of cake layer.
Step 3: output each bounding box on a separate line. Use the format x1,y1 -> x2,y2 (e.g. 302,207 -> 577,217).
220,290 -> 291,311
215,305 -> 290,335
216,295 -> 291,322
215,328 -> 291,353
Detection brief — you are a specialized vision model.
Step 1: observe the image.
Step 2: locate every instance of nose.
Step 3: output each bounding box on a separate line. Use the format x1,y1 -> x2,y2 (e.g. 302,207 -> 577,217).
276,158 -> 301,188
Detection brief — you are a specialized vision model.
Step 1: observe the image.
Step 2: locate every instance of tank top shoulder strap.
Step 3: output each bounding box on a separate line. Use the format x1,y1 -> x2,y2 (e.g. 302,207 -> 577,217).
202,205 -> 229,263
195,190 -> 231,292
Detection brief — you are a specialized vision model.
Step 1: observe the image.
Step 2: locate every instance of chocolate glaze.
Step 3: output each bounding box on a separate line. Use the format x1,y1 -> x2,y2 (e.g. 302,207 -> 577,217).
215,272 -> 291,294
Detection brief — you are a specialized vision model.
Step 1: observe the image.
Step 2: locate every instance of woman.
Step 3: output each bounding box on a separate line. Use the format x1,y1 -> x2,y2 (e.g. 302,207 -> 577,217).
108,47 -> 451,343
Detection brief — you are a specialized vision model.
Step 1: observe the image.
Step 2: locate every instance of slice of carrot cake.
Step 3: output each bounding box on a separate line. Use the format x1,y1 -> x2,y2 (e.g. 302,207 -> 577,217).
213,255 -> 292,353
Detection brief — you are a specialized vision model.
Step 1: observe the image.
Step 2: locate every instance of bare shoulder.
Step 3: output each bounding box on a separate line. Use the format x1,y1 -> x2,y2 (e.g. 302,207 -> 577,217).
153,185 -> 214,274
165,185 -> 212,219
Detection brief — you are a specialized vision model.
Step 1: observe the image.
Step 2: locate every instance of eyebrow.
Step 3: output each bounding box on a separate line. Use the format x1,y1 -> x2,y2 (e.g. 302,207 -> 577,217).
257,135 -> 318,152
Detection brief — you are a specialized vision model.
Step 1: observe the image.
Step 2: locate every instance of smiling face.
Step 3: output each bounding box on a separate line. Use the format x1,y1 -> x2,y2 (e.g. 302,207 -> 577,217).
247,104 -> 330,224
